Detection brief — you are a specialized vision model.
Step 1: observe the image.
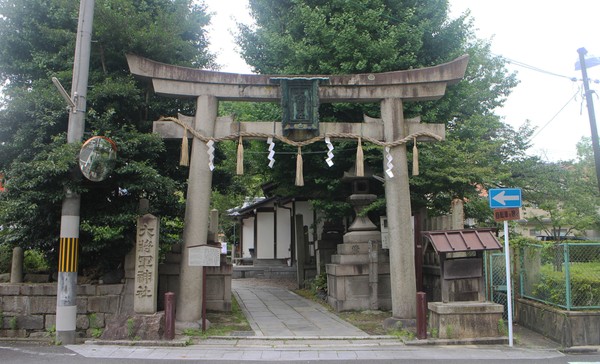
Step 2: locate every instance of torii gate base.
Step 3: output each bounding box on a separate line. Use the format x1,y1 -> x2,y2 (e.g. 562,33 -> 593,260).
128,54 -> 468,329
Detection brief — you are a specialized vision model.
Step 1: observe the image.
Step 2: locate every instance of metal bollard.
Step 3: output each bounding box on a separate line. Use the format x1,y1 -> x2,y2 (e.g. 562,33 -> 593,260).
164,292 -> 176,340
416,291 -> 427,339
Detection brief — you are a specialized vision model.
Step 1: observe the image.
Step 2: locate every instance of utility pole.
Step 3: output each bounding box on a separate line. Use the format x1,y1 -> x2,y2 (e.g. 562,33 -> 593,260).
56,0 -> 94,345
577,47 -> 600,193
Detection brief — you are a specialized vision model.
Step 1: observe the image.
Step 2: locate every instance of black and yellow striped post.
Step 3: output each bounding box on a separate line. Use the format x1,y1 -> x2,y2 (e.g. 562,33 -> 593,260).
56,207 -> 80,344
59,237 -> 79,273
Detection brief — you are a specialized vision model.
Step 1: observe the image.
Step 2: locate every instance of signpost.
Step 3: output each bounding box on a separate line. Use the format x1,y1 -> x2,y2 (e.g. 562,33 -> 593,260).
489,188 -> 522,209
493,208 -> 520,222
188,245 -> 221,332
489,188 -> 522,347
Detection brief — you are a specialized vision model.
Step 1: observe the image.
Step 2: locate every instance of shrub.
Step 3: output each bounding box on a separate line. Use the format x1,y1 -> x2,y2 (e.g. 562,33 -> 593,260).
309,272 -> 328,294
533,262 -> 600,307
23,249 -> 49,273
0,244 -> 12,273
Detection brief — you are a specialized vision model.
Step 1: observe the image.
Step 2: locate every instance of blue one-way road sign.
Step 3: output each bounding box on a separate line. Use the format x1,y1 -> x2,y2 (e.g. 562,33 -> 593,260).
489,188 -> 522,208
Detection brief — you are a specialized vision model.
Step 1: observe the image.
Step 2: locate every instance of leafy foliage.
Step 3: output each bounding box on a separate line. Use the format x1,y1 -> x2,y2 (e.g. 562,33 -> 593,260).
508,138 -> 600,240
0,0 -> 215,274
236,0 -> 523,221
534,260 -> 600,308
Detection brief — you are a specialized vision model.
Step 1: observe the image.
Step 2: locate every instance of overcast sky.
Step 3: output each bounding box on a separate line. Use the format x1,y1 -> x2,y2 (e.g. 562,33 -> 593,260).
203,0 -> 600,162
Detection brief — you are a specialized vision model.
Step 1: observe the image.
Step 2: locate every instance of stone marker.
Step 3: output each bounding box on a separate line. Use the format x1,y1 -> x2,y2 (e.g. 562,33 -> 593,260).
10,247 -> 23,283
134,214 -> 160,314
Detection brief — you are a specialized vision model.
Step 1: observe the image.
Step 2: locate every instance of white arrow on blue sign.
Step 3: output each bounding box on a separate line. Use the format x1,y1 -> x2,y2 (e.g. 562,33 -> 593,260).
489,188 -> 522,208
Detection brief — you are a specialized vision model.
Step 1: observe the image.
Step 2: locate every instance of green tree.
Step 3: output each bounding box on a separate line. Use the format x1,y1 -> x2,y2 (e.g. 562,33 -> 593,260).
513,138 -> 600,240
236,0 -> 523,220
0,0 -> 214,274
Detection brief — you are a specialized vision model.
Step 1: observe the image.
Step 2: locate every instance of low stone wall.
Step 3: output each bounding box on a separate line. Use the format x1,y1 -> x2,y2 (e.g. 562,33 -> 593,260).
516,298 -> 600,347
0,283 -> 123,339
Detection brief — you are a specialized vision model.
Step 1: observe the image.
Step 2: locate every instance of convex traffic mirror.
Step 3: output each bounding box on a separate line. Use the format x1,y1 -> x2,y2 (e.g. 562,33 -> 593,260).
79,136 -> 117,182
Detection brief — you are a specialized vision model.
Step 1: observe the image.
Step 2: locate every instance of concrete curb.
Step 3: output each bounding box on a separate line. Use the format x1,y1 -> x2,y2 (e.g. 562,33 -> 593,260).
206,335 -> 396,340
405,336 -> 508,346
79,334 -> 513,348
560,346 -> 600,354
84,338 -> 189,347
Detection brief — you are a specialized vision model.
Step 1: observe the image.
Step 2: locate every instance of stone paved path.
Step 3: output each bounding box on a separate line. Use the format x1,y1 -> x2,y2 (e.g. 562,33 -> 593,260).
232,279 -> 368,337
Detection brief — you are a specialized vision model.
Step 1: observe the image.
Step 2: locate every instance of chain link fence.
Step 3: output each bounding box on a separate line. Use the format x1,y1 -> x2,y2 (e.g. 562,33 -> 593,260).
519,242 -> 600,310
486,252 -> 509,320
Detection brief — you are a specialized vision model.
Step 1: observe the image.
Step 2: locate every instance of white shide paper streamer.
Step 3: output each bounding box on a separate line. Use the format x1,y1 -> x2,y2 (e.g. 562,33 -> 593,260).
385,146 -> 394,178
325,137 -> 334,167
267,137 -> 276,168
206,140 -> 215,171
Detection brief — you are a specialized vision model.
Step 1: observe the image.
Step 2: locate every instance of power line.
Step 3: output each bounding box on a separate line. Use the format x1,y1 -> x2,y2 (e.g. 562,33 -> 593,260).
495,54 -> 600,85
495,54 -> 577,81
530,88 -> 581,140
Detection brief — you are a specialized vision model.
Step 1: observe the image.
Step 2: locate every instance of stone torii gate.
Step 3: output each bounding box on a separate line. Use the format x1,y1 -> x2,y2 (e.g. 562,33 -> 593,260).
127,54 -> 469,328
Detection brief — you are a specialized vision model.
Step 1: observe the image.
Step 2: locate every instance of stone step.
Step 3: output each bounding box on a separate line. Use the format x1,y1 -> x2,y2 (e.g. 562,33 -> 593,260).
253,259 -> 288,267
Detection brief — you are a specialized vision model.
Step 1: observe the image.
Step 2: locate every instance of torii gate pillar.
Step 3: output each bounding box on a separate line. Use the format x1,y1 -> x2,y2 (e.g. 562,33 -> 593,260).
176,95 -> 217,327
382,98 -> 416,319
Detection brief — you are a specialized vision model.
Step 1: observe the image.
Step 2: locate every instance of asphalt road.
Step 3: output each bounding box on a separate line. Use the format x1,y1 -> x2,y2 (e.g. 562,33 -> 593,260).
3,340 -> 600,364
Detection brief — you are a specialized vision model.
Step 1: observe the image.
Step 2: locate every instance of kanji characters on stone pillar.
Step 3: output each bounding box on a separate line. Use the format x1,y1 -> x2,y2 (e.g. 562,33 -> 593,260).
134,214 -> 160,313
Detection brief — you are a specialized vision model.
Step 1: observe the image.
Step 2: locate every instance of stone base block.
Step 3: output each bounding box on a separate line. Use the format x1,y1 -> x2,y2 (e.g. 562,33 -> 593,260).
327,269 -> 391,311
343,231 -> 382,244
101,313 -> 165,340
331,254 -> 369,265
428,301 -> 504,339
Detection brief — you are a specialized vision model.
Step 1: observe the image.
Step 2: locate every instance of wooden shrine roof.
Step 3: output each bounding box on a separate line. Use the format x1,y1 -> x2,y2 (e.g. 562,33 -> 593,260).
422,228 -> 502,253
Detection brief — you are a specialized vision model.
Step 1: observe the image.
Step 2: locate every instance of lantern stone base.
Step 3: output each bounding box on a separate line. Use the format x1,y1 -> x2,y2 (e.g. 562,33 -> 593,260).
428,301 -> 504,339
326,241 -> 391,312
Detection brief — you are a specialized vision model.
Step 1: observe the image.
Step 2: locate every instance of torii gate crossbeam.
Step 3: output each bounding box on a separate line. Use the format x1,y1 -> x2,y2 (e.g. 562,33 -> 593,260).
127,54 -> 468,326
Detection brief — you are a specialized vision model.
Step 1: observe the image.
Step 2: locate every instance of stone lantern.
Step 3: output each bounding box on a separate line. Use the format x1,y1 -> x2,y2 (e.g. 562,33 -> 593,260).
326,166 -> 391,311
342,167 -> 378,234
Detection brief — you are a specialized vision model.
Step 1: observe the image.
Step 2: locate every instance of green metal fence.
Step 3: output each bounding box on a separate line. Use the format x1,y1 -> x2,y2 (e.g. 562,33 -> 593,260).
486,251 -> 510,320
519,242 -> 600,310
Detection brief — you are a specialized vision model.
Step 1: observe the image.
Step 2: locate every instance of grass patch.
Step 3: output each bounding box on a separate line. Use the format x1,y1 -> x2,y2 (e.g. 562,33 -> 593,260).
184,295 -> 252,338
337,310 -> 392,335
295,288 -> 392,335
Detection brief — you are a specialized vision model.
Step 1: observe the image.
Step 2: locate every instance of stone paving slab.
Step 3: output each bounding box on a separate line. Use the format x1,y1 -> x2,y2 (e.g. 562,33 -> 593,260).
67,340 -> 566,361
232,281 -> 368,338
60,278 -> 580,361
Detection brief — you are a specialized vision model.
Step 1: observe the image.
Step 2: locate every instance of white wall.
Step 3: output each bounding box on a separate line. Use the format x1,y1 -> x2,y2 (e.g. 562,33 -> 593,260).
276,206 -> 292,259
242,216 -> 254,258
257,211 -> 275,259
240,200 -> 326,261
295,201 -> 316,241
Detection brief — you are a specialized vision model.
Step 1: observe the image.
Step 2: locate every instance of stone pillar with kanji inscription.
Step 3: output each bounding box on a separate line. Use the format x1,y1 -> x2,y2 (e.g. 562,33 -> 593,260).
134,214 -> 160,313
